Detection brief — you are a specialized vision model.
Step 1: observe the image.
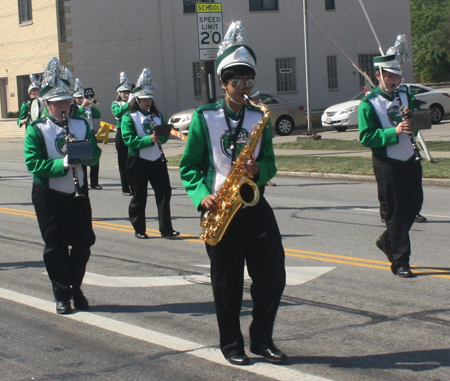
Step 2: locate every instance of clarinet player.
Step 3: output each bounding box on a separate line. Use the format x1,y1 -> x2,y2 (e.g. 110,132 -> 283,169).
121,68 -> 179,239
24,57 -> 101,314
358,53 -> 423,278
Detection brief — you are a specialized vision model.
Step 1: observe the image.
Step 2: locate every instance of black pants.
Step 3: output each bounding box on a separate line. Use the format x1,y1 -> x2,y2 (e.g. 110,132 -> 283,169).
32,182 -> 95,301
373,154 -> 423,273
127,155 -> 174,234
205,197 -> 285,357
89,163 -> 100,187
115,128 -> 130,193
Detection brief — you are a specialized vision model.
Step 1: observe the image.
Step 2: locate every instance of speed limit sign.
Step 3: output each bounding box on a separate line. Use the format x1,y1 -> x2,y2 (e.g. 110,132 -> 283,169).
196,3 -> 223,61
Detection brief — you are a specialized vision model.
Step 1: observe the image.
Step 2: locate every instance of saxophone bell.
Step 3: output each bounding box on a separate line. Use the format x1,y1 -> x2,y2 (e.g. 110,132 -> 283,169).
239,179 -> 260,207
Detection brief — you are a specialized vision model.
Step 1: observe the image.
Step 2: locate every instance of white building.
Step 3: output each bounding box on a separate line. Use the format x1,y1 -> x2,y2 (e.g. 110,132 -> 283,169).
1,0 -> 413,126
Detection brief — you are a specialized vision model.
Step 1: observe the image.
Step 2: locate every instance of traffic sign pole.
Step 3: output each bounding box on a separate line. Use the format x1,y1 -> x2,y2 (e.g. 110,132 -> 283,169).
196,1 -> 222,104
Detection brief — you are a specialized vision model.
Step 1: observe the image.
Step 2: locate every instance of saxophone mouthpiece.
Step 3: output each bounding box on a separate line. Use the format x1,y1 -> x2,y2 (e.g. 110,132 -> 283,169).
243,94 -> 251,104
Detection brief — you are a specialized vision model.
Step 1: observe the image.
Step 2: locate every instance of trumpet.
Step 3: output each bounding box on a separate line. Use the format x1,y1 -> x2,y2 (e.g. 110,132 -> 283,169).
85,98 -> 99,107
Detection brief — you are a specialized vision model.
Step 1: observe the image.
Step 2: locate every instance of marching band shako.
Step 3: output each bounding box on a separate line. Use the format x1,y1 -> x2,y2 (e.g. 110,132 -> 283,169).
29,97 -> 45,122
65,140 -> 94,165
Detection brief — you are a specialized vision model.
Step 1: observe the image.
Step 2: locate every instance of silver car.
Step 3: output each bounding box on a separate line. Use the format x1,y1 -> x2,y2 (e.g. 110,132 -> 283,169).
168,92 -> 306,136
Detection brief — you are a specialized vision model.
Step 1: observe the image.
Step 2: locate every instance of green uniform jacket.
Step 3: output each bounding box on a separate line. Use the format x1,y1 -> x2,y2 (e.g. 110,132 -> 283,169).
180,99 -> 277,211
358,86 -> 417,158
17,102 -> 30,127
111,101 -> 131,129
78,105 -> 101,119
121,110 -> 169,157
24,114 -> 102,189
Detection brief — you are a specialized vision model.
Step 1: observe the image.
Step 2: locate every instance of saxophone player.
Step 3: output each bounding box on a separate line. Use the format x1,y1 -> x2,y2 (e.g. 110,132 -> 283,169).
180,22 -> 287,366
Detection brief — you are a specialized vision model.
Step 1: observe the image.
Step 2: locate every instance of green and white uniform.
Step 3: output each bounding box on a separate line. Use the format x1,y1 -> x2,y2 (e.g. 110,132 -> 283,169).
180,99 -> 285,358
181,99 -> 276,210
359,86 -> 416,160
358,85 -> 423,274
24,113 -> 102,301
24,114 -> 101,194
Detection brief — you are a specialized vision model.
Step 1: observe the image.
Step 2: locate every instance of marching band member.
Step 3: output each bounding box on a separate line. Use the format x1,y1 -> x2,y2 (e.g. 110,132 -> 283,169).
24,57 -> 101,314
180,22 -> 287,365
358,51 -> 423,278
112,73 -> 133,195
17,75 -> 41,128
73,79 -> 103,189
121,68 -> 179,239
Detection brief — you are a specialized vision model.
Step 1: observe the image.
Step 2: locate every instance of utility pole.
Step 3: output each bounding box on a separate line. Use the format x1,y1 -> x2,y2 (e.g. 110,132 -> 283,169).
303,0 -> 311,135
200,0 -> 217,104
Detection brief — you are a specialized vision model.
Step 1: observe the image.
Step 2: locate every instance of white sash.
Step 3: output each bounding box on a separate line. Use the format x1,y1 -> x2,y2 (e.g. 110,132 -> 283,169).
369,92 -> 414,161
130,111 -> 162,161
204,108 -> 263,194
38,118 -> 87,194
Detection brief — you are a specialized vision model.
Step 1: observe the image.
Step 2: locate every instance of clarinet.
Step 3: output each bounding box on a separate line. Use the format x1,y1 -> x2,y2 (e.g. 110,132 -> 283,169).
147,107 -> 167,163
62,111 -> 85,198
392,85 -> 422,161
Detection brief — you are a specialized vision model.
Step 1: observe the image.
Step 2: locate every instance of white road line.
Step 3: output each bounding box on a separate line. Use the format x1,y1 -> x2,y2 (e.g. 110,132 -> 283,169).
78,266 -> 335,288
0,287 -> 333,381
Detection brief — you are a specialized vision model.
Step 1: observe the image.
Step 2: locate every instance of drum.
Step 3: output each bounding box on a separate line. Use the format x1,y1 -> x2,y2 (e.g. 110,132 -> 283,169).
29,97 -> 46,122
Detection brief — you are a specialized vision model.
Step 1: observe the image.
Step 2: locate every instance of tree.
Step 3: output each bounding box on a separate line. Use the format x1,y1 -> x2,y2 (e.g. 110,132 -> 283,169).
410,0 -> 450,83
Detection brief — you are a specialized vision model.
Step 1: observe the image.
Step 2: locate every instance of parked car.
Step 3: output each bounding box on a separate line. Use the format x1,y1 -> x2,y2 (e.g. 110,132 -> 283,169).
321,84 -> 450,132
168,92 -> 306,136
405,83 -> 450,124
321,92 -> 364,132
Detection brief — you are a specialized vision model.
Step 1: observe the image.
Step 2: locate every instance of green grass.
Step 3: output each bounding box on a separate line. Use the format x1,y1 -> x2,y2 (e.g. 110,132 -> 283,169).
275,156 -> 450,179
273,139 -> 450,151
168,139 -> 450,179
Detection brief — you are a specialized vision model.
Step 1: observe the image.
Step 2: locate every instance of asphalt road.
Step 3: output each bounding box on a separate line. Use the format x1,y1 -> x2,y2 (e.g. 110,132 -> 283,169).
1,148 -> 450,380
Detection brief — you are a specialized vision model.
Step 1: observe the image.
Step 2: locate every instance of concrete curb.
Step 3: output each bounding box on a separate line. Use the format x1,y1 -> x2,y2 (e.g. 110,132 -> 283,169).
167,167 -> 450,187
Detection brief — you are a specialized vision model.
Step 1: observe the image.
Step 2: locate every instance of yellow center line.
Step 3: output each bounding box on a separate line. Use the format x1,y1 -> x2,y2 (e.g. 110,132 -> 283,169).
2,206 -> 449,278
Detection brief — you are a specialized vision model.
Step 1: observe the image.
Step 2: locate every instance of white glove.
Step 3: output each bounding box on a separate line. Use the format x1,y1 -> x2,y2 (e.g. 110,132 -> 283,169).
127,93 -> 136,105
63,155 -> 72,169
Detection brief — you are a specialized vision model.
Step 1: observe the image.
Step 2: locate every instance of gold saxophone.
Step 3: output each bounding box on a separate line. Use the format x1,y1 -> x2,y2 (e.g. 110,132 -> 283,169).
200,95 -> 271,246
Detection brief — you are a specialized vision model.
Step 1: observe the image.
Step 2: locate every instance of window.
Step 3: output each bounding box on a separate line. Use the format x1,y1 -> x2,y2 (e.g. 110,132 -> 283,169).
325,0 -> 335,10
192,62 -> 202,97
17,74 -> 40,105
18,0 -> 32,24
358,54 -> 377,87
327,56 -> 338,89
184,0 -> 197,13
276,58 -> 296,93
249,0 -> 278,11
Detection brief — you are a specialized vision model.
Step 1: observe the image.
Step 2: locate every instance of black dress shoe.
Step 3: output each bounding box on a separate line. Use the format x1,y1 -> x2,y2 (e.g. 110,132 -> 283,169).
135,232 -> 149,239
250,344 -> 287,364
376,238 -> 394,263
160,230 -> 180,238
225,353 -> 250,366
415,214 -> 427,223
395,266 -> 414,278
56,300 -> 72,314
91,185 -> 103,190
72,290 -> 89,310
